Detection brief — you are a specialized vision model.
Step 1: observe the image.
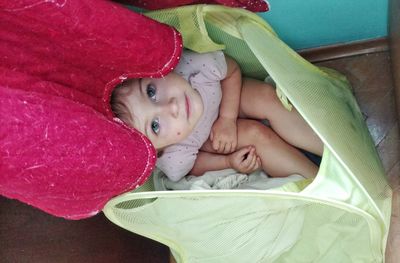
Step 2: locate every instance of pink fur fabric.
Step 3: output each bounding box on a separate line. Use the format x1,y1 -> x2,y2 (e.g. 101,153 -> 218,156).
0,0 -> 182,219
118,0 -> 269,12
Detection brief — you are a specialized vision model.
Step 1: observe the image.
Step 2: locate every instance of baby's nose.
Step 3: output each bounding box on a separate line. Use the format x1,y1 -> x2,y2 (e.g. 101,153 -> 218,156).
166,97 -> 179,118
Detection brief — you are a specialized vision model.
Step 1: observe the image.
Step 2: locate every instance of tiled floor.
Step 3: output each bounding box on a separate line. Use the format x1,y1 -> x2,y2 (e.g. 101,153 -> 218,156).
1,51 -> 398,262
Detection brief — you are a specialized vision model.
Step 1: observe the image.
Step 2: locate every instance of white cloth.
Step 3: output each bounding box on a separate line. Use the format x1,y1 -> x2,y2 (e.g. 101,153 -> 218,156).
153,168 -> 305,191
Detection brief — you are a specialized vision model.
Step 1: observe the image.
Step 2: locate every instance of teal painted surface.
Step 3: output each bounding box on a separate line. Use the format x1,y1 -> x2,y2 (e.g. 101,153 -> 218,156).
258,0 -> 388,50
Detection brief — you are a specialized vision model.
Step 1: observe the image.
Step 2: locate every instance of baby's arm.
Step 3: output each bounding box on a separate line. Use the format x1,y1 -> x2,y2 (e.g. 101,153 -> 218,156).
190,146 -> 261,176
210,56 -> 242,154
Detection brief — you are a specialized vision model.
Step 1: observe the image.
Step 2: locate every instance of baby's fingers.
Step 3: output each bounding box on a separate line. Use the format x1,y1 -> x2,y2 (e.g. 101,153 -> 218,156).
249,156 -> 261,172
215,138 -> 233,154
219,141 -> 229,153
240,147 -> 255,164
223,142 -> 233,154
243,150 -> 257,167
233,146 -> 251,161
212,138 -> 221,152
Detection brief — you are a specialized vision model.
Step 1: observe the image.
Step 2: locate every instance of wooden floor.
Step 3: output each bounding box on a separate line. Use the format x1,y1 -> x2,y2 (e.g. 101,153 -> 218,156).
1,51 -> 399,262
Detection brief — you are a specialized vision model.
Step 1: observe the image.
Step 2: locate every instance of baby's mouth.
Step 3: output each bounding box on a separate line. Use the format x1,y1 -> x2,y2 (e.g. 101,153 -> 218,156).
185,93 -> 190,120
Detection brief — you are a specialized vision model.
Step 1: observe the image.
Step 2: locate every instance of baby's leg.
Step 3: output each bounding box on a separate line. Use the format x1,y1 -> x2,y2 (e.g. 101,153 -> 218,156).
239,78 -> 323,156
202,119 -> 318,178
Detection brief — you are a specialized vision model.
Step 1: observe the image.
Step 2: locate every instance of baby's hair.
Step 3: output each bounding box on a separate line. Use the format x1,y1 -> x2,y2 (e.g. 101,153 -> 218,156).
110,79 -> 135,126
110,79 -> 164,157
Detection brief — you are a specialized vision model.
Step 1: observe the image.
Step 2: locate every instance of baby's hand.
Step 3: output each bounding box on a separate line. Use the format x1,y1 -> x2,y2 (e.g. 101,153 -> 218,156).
227,146 -> 261,174
210,117 -> 237,154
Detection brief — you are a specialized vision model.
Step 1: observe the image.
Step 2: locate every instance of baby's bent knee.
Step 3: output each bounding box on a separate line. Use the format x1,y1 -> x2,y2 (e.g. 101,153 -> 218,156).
238,120 -> 277,146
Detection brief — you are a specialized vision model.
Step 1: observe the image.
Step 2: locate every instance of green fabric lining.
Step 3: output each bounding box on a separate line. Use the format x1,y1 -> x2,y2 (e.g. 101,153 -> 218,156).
104,5 -> 392,263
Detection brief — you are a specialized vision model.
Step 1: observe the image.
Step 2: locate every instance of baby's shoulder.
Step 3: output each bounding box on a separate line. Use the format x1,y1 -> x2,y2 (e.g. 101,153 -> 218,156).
177,50 -> 227,81
181,50 -> 225,64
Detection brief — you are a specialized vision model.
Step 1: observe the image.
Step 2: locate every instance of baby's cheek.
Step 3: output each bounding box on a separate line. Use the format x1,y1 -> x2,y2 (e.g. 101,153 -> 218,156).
175,131 -> 189,142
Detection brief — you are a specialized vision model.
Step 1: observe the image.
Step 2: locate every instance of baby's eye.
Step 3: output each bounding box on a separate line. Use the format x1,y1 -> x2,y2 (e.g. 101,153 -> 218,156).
146,84 -> 157,101
151,118 -> 160,135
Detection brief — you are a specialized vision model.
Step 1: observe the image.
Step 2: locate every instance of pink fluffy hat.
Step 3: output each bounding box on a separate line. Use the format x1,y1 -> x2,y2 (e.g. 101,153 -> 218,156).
0,0 -> 182,219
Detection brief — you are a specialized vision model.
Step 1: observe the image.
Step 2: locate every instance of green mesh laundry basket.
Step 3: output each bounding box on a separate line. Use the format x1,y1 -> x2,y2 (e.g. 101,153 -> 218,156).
103,5 -> 392,263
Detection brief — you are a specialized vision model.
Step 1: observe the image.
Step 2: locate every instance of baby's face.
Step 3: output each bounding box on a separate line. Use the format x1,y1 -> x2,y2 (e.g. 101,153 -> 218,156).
121,72 -> 204,149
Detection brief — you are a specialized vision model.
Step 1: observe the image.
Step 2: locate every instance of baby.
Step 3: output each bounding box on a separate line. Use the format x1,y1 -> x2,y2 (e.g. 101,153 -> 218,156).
111,50 -> 323,182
